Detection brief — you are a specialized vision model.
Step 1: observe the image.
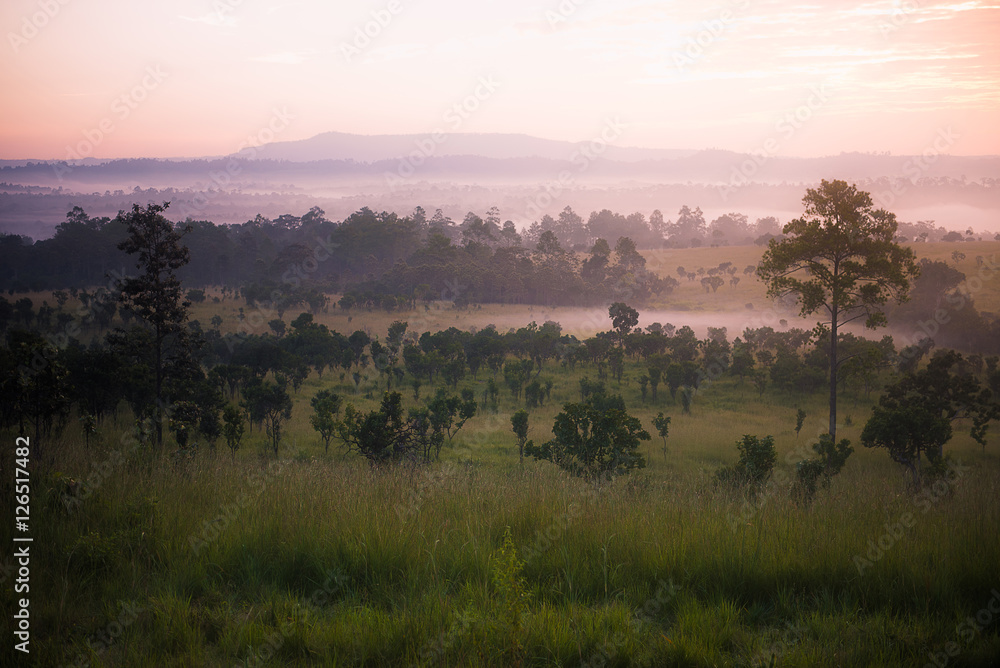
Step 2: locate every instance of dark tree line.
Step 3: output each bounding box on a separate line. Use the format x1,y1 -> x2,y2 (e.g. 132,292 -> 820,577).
0,202 -> 783,305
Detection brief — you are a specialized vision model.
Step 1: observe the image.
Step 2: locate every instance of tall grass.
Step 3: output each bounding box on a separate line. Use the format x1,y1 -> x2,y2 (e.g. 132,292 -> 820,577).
17,394 -> 1000,666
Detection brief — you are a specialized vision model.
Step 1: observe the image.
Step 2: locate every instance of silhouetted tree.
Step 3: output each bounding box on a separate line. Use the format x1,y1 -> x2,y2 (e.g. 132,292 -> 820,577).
114,202 -> 194,447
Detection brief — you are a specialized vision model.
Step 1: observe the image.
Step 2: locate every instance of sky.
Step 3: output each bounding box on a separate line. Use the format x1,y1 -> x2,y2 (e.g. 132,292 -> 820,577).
2,0 -> 999,160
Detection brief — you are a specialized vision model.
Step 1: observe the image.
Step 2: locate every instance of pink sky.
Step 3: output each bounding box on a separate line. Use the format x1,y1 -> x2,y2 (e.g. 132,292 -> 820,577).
2,0 -> 998,160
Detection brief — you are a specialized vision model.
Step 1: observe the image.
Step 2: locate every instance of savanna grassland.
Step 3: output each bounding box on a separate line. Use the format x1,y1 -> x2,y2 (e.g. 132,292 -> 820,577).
4,241 -> 1000,668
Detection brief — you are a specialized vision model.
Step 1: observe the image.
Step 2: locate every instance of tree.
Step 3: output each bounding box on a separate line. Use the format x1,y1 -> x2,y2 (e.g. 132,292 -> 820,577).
503,359 -> 534,400
653,412 -> 671,460
426,388 -> 478,460
647,365 -> 662,402
608,302 -> 639,347
170,400 -> 201,449
511,409 -> 530,465
665,363 -> 684,400
243,378 -> 292,455
310,389 -> 343,453
861,350 -> 998,488
114,202 -> 194,447
757,180 -> 919,441
700,276 -> 724,293
6,330 -> 71,457
525,393 -> 649,480
795,408 -> 806,438
223,404 -> 245,461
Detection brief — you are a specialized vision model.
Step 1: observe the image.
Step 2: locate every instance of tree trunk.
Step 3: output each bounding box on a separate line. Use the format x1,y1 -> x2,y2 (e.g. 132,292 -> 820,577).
155,326 -> 163,448
829,307 -> 838,441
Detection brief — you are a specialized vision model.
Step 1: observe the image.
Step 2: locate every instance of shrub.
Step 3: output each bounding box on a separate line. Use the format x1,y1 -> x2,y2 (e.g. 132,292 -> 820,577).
793,434 -> 853,504
715,434 -> 777,498
525,392 -> 649,480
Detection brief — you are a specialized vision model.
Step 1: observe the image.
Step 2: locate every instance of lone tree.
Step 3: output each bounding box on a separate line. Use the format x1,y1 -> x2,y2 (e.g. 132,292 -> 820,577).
114,202 -> 193,447
757,180 -> 919,441
861,350 -> 998,488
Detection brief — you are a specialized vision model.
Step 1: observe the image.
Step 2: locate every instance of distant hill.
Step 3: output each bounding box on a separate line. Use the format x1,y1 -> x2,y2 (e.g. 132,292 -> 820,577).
1,132 -> 998,239
244,131 -> 699,163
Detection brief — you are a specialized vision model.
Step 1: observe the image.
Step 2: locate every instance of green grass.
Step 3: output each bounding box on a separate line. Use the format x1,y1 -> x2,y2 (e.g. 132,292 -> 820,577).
11,351 -> 1000,667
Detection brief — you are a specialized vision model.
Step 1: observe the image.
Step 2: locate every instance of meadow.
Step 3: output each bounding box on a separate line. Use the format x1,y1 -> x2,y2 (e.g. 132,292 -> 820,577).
5,241 -> 1000,667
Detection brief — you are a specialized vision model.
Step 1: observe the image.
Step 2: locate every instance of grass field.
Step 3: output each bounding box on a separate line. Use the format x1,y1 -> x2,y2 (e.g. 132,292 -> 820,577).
5,240 -> 1000,666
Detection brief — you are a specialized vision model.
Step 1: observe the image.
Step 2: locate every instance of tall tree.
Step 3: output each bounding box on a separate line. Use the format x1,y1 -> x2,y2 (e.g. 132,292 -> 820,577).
114,202 -> 194,447
757,180 -> 919,440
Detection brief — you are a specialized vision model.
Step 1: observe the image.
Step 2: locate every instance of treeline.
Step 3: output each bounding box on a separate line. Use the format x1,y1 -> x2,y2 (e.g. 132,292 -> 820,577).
0,204 -> 678,305
6,296 -> 999,461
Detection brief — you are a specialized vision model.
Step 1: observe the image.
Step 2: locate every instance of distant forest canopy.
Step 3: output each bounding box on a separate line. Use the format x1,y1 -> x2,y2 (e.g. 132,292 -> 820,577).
2,201 -> 992,298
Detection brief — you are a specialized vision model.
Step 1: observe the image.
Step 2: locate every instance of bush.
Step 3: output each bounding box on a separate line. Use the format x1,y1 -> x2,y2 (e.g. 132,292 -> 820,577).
715,434 -> 777,498
525,392 -> 649,480
793,434 -> 852,504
